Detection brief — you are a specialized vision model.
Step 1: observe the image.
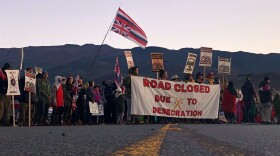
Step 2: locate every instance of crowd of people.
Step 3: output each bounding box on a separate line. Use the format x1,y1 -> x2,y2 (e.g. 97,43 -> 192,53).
0,62 -> 279,126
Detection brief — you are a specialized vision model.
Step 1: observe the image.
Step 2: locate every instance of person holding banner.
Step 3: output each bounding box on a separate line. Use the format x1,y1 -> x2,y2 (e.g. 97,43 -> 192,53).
18,67 -> 38,126
123,66 -> 139,124
195,72 -> 204,84
0,63 -> 12,126
185,73 -> 195,83
205,72 -> 215,85
36,71 -> 51,126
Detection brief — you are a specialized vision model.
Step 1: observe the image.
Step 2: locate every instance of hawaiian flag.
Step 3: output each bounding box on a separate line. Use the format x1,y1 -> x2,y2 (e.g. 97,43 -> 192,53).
111,8 -> 148,49
114,57 -> 123,87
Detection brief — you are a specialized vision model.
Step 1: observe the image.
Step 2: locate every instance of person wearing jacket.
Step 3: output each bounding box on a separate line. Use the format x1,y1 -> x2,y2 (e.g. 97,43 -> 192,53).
51,76 -> 64,125
123,66 -> 139,124
115,87 -> 125,124
18,67 -> 39,126
273,92 -> 280,124
222,81 -> 238,123
0,63 -> 12,126
63,76 -> 73,125
259,76 -> 272,124
36,71 -> 51,125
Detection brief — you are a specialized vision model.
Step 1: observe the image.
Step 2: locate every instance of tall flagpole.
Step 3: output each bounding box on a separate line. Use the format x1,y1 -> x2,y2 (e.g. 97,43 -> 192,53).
87,8 -> 119,76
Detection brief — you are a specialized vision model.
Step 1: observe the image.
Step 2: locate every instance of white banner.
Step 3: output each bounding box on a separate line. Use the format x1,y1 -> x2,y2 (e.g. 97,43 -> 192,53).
24,71 -> 36,93
183,53 -> 197,74
6,70 -> 20,95
218,56 -> 231,74
89,102 -> 104,116
124,51 -> 135,69
199,47 -> 212,67
131,76 -> 220,119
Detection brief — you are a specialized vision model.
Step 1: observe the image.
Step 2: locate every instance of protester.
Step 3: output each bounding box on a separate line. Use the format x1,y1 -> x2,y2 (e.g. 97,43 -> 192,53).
259,76 -> 272,124
115,87 -> 125,124
185,73 -> 195,83
63,76 -> 73,125
273,92 -> 280,124
36,71 -> 51,126
51,76 -> 64,125
18,67 -> 39,126
86,81 -> 95,124
170,74 -> 180,82
74,78 -> 87,125
222,81 -> 238,123
0,63 -> 12,126
241,77 -> 258,124
158,69 -> 168,80
195,72 -> 203,84
123,66 -> 139,124
205,72 -> 215,85
102,80 -> 117,124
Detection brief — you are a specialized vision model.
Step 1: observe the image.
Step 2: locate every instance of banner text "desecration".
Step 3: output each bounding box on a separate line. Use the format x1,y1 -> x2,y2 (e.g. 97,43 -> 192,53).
143,78 -> 210,93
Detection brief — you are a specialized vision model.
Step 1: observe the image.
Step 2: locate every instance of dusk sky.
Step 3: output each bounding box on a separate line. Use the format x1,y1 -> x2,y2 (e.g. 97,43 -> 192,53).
1,0 -> 280,54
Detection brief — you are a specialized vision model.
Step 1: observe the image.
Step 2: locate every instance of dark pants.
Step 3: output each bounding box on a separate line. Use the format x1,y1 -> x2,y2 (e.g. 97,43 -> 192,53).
36,99 -> 50,125
0,94 -> 11,125
244,101 -> 255,123
63,105 -> 71,124
51,106 -> 64,125
19,102 -> 35,125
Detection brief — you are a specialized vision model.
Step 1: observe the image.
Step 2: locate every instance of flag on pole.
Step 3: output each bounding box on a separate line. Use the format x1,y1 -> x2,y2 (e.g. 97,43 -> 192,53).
114,57 -> 123,87
111,8 -> 148,49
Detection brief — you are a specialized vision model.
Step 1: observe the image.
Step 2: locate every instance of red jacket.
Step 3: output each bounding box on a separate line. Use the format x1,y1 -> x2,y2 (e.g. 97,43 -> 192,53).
56,85 -> 64,107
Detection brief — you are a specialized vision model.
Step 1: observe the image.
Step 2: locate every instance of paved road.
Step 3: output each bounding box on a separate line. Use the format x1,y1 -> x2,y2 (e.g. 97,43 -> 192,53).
0,124 -> 279,155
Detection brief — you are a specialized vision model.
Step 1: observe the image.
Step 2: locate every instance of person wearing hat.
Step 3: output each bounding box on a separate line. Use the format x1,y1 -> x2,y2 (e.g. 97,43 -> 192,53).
170,74 -> 180,82
259,76 -> 272,124
0,63 -> 12,126
36,71 -> 51,125
241,76 -> 258,124
205,72 -> 215,85
115,87 -> 126,124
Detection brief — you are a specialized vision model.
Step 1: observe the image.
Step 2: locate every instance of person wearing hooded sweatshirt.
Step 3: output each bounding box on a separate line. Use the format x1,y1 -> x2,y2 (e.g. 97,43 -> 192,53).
123,66 -> 139,124
259,76 -> 272,124
51,76 -> 64,125
36,71 -> 51,125
0,63 -> 12,126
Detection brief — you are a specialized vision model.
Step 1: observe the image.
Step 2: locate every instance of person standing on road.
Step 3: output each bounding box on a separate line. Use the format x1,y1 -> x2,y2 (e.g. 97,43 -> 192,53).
51,76 -> 64,125
222,81 -> 238,123
241,77 -> 258,124
63,76 -> 73,125
36,71 -> 51,125
115,87 -> 125,124
259,76 -> 273,124
273,92 -> 280,124
123,66 -> 139,124
0,63 -> 12,126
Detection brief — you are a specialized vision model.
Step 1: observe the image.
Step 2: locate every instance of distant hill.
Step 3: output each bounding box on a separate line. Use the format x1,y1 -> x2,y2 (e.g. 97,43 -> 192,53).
0,44 -> 279,90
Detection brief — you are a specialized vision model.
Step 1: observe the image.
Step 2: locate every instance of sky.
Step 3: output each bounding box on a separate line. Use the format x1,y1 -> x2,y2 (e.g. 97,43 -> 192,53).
1,0 -> 280,54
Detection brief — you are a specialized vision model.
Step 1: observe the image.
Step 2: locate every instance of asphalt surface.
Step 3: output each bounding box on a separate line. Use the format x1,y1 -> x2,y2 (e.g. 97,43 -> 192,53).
1,124 -> 280,155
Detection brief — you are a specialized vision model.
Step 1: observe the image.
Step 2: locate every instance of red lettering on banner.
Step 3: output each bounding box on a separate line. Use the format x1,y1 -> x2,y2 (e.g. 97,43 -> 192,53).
185,110 -> 203,116
194,85 -> 199,92
152,107 -> 187,117
174,84 -> 180,92
155,95 -> 171,103
205,86 -> 210,93
165,82 -> 171,90
187,85 -> 193,92
150,80 -> 157,88
153,107 -> 157,113
200,85 -> 204,93
143,78 -> 150,87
